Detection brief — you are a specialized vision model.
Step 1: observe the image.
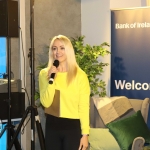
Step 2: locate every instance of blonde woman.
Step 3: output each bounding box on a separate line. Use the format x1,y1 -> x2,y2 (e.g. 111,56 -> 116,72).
39,35 -> 90,150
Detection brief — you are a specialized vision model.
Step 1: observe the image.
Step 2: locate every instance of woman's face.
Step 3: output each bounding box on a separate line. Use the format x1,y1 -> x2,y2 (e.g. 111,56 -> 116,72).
52,39 -> 67,64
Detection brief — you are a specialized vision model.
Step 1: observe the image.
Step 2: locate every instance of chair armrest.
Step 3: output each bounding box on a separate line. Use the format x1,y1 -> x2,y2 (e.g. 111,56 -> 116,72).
132,137 -> 145,150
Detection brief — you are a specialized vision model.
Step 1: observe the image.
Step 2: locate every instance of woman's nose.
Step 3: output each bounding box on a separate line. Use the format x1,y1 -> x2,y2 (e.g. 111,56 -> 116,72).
56,48 -> 60,53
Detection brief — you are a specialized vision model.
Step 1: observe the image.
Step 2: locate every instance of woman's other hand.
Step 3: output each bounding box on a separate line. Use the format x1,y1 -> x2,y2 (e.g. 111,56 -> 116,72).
78,135 -> 89,150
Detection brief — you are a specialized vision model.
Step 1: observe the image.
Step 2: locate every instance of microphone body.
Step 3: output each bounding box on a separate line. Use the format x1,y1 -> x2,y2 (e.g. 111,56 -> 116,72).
49,60 -> 59,84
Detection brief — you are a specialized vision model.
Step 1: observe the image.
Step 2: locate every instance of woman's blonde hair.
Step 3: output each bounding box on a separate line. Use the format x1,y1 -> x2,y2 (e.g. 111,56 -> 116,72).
48,35 -> 78,84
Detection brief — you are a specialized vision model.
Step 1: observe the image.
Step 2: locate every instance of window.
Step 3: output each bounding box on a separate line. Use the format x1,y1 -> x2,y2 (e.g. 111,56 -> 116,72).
0,38 -> 7,78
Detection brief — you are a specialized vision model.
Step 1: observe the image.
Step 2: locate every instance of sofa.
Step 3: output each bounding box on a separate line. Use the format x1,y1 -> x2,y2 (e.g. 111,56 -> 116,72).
88,96 -> 150,150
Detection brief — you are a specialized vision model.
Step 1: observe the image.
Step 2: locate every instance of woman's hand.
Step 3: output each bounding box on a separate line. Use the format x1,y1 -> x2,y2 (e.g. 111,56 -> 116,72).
78,135 -> 89,150
48,66 -> 58,77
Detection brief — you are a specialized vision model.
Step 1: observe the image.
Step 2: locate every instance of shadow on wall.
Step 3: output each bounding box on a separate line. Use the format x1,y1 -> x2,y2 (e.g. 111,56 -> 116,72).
111,56 -> 127,80
111,56 -> 128,96
111,56 -> 145,99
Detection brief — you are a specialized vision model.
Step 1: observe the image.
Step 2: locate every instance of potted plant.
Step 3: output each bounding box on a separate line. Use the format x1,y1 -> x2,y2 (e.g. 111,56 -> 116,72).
35,35 -> 110,105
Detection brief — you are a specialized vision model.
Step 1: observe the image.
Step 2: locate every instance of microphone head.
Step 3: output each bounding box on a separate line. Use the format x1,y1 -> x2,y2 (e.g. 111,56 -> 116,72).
53,60 -> 59,67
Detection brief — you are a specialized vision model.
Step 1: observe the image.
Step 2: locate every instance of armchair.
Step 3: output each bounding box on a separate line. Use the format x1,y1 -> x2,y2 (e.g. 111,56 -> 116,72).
88,97 -> 150,150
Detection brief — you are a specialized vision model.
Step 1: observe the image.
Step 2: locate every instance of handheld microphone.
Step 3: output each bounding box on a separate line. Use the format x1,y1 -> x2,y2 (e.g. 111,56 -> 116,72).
49,60 -> 59,84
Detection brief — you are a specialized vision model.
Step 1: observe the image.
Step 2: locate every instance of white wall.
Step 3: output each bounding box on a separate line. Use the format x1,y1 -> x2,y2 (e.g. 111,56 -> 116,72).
81,0 -> 111,96
110,0 -> 143,9
81,0 -> 147,96
19,0 -> 27,149
19,0 -> 26,86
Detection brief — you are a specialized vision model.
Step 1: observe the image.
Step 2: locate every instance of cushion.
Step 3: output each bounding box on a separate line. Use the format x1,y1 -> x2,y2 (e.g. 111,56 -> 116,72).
92,96 -> 134,124
89,128 -> 120,150
106,110 -> 150,150
90,97 -> 106,128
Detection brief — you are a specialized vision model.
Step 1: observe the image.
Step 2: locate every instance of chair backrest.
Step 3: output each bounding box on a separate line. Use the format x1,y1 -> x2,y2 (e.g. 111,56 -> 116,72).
129,98 -> 150,123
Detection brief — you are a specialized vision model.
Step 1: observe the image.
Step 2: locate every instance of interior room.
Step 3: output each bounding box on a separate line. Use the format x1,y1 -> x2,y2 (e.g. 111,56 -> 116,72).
0,0 -> 150,150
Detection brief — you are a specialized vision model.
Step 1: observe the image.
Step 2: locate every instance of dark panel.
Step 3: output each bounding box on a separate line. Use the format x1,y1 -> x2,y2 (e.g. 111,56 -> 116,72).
0,92 -> 25,120
0,0 -> 18,37
0,1 -> 7,36
8,1 -> 18,37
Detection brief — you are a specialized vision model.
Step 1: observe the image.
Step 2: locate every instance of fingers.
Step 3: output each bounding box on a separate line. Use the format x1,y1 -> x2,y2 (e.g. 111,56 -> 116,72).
78,145 -> 82,150
82,146 -> 88,150
78,136 -> 89,150
79,145 -> 88,150
49,66 -> 58,76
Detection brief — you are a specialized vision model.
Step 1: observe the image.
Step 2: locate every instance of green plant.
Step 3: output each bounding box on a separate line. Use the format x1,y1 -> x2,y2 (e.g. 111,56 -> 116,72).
71,36 -> 110,97
35,35 -> 110,104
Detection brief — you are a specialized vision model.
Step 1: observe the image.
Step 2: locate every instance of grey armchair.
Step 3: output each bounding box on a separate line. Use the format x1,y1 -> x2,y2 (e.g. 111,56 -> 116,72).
88,97 -> 150,150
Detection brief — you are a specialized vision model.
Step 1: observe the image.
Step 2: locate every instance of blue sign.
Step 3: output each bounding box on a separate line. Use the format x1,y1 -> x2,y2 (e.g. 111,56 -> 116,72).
111,7 -> 150,128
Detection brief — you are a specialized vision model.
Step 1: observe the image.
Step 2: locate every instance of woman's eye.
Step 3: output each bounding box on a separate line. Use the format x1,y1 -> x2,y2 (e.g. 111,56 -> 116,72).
52,47 -> 57,51
61,47 -> 65,50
